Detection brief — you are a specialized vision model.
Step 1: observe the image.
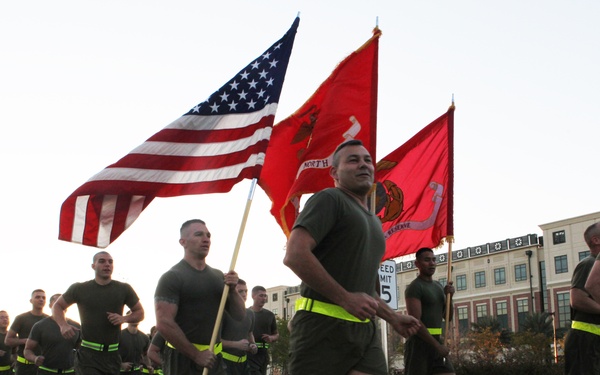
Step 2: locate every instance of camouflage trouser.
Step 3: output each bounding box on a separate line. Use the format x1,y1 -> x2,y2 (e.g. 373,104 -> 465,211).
162,346 -> 226,375
247,348 -> 269,375
75,348 -> 121,375
564,328 -> 600,375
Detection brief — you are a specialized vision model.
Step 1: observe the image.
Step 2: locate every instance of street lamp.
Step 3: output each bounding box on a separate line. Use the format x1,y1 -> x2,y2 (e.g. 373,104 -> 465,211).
526,250 -> 535,313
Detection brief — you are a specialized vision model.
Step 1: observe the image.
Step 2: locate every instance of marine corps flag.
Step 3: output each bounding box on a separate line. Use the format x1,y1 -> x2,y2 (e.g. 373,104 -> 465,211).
375,106 -> 454,261
259,28 -> 380,236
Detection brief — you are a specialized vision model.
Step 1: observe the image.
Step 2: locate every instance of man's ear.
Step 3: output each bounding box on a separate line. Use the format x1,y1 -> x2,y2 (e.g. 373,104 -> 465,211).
329,166 -> 338,180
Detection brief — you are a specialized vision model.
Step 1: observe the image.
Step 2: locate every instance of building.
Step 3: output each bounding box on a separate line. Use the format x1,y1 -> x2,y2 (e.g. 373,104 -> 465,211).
266,211 -> 600,337
263,285 -> 300,321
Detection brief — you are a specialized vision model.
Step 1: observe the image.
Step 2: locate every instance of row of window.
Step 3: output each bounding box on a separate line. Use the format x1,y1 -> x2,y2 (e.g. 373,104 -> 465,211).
455,290 -> 571,333
440,264 -> 528,290
439,254 -> 578,291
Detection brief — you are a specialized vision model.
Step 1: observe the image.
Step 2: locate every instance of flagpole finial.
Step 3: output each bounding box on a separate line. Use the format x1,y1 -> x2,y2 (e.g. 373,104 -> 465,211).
372,26 -> 382,38
372,17 -> 382,37
297,11 -> 301,18
449,93 -> 455,110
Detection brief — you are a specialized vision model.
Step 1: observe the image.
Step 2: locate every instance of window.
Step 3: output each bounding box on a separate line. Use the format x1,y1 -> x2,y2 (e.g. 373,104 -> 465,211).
272,308 -> 278,316
456,274 -> 467,291
517,299 -> 529,331
515,264 -> 527,282
557,292 -> 571,328
457,306 -> 469,335
540,261 -> 549,311
553,230 -> 566,244
579,251 -> 591,261
555,255 -> 568,274
494,267 -> 506,285
475,271 -> 486,288
438,278 -> 447,287
272,293 -> 278,302
496,301 -> 508,329
476,304 -> 488,322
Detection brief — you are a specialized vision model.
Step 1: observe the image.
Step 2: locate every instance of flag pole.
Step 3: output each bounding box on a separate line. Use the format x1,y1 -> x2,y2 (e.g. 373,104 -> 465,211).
202,178 -> 258,375
444,237 -> 454,346
369,186 -> 389,365
444,100 -> 455,346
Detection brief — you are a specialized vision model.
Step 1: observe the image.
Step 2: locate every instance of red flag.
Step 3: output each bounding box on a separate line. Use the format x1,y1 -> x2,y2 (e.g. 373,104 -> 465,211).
376,106 -> 454,260
59,18 -> 299,248
259,28 -> 380,236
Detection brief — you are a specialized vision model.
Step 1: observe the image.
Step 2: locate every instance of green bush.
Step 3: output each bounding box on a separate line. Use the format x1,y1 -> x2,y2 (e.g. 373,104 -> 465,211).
447,328 -> 563,375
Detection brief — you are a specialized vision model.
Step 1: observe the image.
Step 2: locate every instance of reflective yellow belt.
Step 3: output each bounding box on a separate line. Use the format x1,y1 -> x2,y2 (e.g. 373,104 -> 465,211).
255,343 -> 270,349
0,365 -> 11,371
141,369 -> 150,374
38,365 -> 75,373
572,320 -> 600,336
120,366 -> 142,373
221,351 -> 247,363
428,328 -> 442,335
296,297 -> 370,323
16,356 -> 34,365
166,341 -> 222,355
81,340 -> 119,352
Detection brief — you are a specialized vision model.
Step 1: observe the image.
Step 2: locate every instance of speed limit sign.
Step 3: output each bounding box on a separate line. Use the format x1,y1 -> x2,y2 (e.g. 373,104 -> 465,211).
379,259 -> 398,310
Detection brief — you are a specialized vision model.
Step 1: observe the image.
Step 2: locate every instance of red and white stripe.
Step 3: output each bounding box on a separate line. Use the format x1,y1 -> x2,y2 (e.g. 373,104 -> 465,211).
59,104 -> 277,248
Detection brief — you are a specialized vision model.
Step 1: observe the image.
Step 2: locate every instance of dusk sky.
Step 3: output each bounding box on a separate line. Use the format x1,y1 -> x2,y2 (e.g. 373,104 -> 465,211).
2,1 -> 598,332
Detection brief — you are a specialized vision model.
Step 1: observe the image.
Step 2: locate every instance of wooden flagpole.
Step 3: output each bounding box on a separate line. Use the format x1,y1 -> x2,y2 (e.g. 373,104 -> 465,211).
370,187 -> 389,365
202,178 -> 258,375
444,100 -> 455,347
444,237 -> 454,346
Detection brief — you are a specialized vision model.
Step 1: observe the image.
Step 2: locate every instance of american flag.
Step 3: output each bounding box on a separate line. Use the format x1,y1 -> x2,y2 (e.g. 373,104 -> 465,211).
59,17 -> 299,248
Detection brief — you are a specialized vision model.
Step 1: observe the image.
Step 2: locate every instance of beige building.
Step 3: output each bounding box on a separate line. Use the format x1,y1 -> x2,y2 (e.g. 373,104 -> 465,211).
266,211 -> 600,337
262,284 -> 300,320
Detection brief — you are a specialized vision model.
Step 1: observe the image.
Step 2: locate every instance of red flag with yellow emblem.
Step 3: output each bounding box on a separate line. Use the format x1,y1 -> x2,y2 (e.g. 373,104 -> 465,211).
259,28 -> 381,236
375,106 -> 454,260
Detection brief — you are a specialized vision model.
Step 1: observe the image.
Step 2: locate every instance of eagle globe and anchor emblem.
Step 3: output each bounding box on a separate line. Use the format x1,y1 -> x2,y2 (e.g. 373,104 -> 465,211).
374,161 -> 445,238
287,111 -> 444,235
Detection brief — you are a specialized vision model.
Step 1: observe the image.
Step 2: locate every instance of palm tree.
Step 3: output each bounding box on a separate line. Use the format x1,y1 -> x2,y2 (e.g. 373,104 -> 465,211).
520,312 -> 554,339
471,316 -> 512,344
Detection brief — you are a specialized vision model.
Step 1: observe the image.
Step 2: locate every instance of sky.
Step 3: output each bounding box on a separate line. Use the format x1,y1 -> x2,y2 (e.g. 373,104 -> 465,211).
1,1 -> 599,333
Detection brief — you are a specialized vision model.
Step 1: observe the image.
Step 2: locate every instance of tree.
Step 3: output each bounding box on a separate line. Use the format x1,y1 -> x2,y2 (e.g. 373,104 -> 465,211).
521,312 -> 554,338
270,317 -> 291,375
471,316 -> 512,344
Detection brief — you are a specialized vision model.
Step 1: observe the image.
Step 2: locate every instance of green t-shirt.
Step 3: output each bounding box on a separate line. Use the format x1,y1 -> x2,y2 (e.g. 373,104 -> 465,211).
62,279 -> 139,344
405,276 -> 446,330
28,317 -> 80,369
155,260 -> 226,344
9,311 -> 48,356
571,255 -> 600,324
293,188 -> 385,302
